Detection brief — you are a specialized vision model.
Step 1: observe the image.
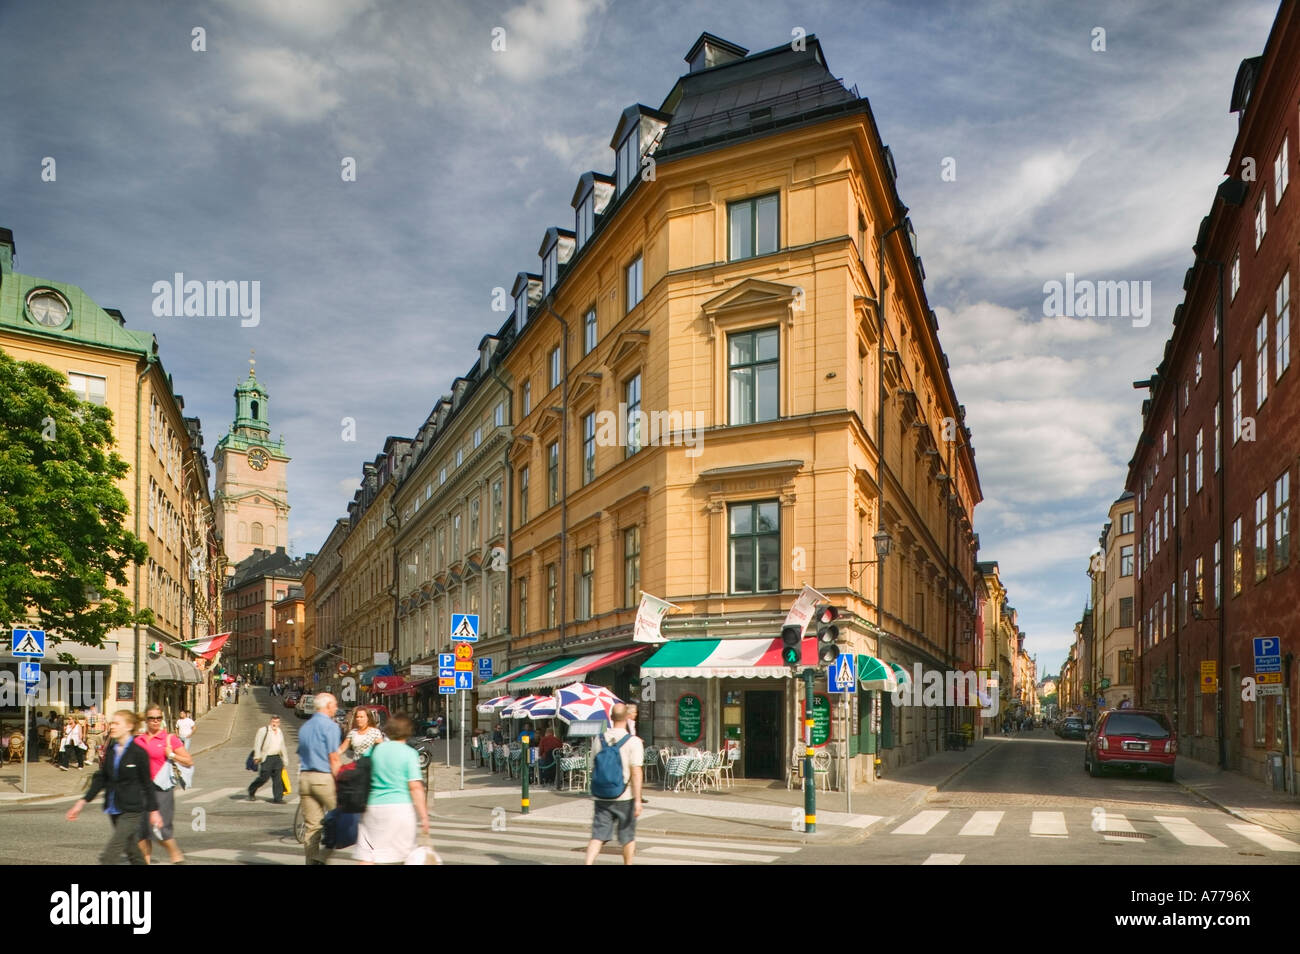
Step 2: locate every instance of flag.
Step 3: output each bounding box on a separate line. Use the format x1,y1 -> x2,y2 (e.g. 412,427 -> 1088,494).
633,593 -> 680,644
176,632 -> 231,660
783,584 -> 826,635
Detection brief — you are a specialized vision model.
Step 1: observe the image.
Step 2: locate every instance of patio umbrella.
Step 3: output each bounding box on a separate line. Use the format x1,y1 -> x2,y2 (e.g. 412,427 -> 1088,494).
555,682 -> 621,724
511,695 -> 557,720
500,695 -> 542,719
477,695 -> 515,715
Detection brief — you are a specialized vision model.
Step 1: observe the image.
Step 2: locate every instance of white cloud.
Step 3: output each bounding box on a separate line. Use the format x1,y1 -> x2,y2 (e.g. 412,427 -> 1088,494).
213,0 -> 377,39
492,0 -> 610,81
225,47 -> 342,126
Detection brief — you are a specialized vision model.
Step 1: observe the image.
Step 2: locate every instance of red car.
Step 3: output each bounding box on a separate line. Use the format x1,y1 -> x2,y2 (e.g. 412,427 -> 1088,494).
283,691 -> 301,709
1085,709 -> 1176,781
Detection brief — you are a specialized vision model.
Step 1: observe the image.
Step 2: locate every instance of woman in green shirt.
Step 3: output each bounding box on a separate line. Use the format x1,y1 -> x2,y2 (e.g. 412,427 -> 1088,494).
353,714 -> 430,864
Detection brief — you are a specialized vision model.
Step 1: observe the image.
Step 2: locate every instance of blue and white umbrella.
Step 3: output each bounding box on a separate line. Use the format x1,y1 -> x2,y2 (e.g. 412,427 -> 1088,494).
511,695 -> 557,720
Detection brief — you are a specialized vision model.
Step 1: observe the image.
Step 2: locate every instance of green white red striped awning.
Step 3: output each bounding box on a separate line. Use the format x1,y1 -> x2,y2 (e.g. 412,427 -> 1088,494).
511,647 -> 648,691
639,636 -> 816,679
479,661 -> 547,690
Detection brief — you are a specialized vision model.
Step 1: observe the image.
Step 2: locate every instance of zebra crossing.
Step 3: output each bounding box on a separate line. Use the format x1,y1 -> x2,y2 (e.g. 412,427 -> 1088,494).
880,807 -> 1300,864
182,817 -> 802,865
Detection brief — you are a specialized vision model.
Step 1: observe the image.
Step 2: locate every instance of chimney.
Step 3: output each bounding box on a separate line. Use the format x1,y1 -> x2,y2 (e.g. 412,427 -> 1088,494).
685,33 -> 747,73
0,227 -> 14,277
104,308 -> 126,327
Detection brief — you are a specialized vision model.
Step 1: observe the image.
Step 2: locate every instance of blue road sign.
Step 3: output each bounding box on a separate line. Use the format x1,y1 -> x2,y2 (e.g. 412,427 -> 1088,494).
1254,636 -> 1282,673
439,684 -> 457,695
454,671 -> 473,690
478,658 -> 493,680
828,653 -> 856,693
19,661 -> 40,688
438,652 -> 455,678
12,629 -> 45,658
450,613 -> 479,643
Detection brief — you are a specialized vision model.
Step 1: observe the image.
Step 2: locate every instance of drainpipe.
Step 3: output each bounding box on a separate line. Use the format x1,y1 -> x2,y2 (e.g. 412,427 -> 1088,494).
134,359 -> 152,708
543,300 -> 570,650
1212,259 -> 1227,771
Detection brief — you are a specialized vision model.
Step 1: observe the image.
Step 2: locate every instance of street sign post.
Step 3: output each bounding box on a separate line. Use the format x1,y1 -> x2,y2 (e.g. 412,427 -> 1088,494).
12,629 -> 46,658
828,654 -> 856,693
825,653 -> 856,814
451,613 -> 479,643
478,658 -> 493,680
1254,636 -> 1282,674
454,643 -> 474,671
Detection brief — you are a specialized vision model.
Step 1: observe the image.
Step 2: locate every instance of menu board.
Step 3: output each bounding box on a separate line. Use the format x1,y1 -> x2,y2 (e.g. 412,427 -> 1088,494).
801,693 -> 831,747
677,693 -> 702,744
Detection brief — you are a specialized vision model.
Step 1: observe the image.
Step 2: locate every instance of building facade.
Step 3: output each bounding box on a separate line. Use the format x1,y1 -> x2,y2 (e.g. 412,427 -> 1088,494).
222,547 -> 308,683
272,585 -> 306,685
0,228 -> 221,719
1127,4 -> 1300,787
1086,493 -> 1136,717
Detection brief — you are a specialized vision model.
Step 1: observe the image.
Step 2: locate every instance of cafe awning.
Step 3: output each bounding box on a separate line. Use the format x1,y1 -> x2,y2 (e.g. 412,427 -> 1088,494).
148,655 -> 201,684
640,636 -> 815,679
480,661 -> 548,690
858,654 -> 898,691
359,665 -> 393,686
511,647 -> 648,692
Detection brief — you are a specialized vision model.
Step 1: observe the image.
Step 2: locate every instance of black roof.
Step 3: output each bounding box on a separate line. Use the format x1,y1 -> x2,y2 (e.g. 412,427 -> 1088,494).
226,547 -> 308,588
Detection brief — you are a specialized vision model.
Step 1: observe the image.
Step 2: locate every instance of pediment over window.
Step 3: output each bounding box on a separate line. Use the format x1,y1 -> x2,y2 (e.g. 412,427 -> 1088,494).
701,278 -> 801,340
607,329 -> 650,375
572,372 -> 602,406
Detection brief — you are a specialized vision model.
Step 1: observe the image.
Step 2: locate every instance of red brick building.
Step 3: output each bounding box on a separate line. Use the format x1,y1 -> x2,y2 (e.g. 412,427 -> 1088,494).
1128,1 -> 1300,788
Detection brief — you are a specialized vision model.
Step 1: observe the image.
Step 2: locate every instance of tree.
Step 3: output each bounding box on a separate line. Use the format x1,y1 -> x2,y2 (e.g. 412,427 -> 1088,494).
0,349 -> 150,658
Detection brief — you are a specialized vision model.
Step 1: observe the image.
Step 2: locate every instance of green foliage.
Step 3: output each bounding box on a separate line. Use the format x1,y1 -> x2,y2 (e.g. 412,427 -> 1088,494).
0,349 -> 149,647
1040,691 -> 1058,708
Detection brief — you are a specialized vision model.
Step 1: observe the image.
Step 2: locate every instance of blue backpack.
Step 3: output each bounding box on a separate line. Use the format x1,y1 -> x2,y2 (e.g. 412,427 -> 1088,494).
590,733 -> 632,799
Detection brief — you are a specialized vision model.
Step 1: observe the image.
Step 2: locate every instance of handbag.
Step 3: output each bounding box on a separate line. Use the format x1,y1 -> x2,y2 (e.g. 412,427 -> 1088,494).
245,750 -> 256,772
280,767 -> 292,795
321,809 -> 360,850
404,834 -> 442,865
152,760 -> 175,792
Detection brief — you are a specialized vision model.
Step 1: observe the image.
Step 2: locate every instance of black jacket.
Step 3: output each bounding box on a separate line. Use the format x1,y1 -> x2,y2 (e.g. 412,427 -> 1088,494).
84,739 -> 159,814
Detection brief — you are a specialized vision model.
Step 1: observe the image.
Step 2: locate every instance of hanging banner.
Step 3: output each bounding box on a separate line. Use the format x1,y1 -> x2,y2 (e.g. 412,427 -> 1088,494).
783,584 -> 826,635
633,592 -> 681,644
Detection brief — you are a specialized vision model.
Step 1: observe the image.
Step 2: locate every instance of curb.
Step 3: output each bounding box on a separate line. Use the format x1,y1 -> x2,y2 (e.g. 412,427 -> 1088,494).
1176,779 -> 1300,834
899,741 -> 1001,812
188,708 -> 238,758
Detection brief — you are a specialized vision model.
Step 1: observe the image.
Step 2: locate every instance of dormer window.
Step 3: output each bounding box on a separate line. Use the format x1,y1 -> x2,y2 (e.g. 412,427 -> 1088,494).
543,247 -> 557,295
515,291 -> 528,331
617,131 -> 639,194
576,194 -> 595,248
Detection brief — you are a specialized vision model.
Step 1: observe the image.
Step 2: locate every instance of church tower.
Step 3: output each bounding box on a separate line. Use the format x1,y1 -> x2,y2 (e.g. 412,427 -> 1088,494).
214,355 -> 290,566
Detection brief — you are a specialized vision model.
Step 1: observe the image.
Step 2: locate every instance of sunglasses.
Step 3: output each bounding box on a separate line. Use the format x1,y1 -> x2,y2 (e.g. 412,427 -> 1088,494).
146,716 -> 163,721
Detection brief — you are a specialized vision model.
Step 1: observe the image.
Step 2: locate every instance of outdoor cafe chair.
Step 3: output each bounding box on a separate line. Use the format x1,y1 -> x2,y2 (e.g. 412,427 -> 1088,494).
641,746 -> 659,784
718,746 -> 738,788
664,754 -> 692,792
812,750 -> 833,792
786,743 -> 806,790
558,753 -> 588,791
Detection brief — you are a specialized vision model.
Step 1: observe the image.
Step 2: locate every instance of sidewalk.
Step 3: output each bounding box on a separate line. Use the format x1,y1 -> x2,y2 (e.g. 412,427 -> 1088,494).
1174,755 -> 1300,834
423,736 -> 998,846
0,692 -> 246,803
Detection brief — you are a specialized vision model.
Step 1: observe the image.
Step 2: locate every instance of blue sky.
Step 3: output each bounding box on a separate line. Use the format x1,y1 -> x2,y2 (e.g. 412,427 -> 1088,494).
0,0 -> 1280,677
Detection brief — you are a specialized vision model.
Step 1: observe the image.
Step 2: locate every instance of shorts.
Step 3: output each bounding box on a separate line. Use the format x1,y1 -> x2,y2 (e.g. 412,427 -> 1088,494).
139,786 -> 175,841
591,799 -> 636,846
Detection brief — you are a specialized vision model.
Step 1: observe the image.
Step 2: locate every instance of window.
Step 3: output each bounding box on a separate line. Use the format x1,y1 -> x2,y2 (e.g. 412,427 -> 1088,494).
623,526 -> 640,608
518,466 -> 529,526
549,347 -> 561,390
1118,649 -> 1134,685
67,372 -> 107,405
517,577 -> 528,634
1162,430 -> 1168,457
1255,193 -> 1267,249
455,447 -> 463,468
521,379 -> 531,418
1215,402 -> 1222,471
1231,253 -> 1241,300
576,194 -> 594,249
1183,452 -> 1189,508
577,547 -> 593,620
491,478 -> 503,535
582,411 -> 596,485
1255,696 -> 1267,745
728,193 -> 779,260
1276,472 -> 1291,571
1231,363 -> 1242,443
439,466 -> 447,485
147,480 -> 157,530
473,426 -> 482,449
436,526 -> 446,568
1214,539 -> 1222,607
546,564 -> 557,628
542,248 -> 557,295
1195,350 -> 1203,383
728,327 -> 779,426
617,132 -> 638,194
1120,510 -> 1134,535
452,512 -> 462,559
1256,491 -> 1269,583
1119,596 -> 1133,628
1181,569 -> 1189,624
625,255 -> 643,313
729,500 -> 780,593
1120,544 -> 1133,577
1275,136 -> 1290,204
625,374 -> 642,457
584,307 -> 597,355
1232,517 -> 1243,595
1277,273 -> 1291,378
515,291 -> 528,332
1194,555 -> 1204,609
547,442 -> 559,506
1195,428 -> 1204,492
494,402 -> 504,428
251,522 -> 263,544
1256,317 -> 1269,407
469,497 -> 479,551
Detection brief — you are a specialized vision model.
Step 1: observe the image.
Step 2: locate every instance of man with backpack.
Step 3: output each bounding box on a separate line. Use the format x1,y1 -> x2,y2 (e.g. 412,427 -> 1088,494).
583,703 -> 644,866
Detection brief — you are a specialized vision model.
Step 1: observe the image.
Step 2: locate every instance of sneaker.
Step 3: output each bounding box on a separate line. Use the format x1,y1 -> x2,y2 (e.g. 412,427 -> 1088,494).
58,765 -> 68,772
247,793 -> 257,801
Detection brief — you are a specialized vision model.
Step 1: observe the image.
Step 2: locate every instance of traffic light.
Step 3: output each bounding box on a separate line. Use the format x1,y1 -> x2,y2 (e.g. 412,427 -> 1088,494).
781,624 -> 803,666
815,605 -> 841,665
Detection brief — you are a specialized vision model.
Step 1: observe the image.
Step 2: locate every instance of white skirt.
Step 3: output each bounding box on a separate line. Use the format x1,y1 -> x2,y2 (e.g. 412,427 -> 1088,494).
353,803 -> 417,864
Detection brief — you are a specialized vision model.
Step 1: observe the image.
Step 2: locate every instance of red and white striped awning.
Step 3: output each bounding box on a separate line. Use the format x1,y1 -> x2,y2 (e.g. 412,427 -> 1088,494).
510,647 -> 648,691
640,636 -> 816,679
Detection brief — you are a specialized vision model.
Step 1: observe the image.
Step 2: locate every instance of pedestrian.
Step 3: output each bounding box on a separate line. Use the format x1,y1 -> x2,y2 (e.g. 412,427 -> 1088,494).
297,692 -> 342,865
176,709 -> 195,752
135,705 -> 193,865
249,714 -> 291,803
353,713 -> 430,865
492,723 -> 505,746
234,679 -> 241,705
65,710 -> 163,865
538,724 -> 563,785
625,702 -> 639,738
338,706 -> 383,764
583,703 -> 644,866
58,718 -> 87,770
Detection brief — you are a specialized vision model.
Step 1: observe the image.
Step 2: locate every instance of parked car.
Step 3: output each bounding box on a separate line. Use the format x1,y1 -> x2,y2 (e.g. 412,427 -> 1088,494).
1085,709 -> 1176,781
294,694 -> 317,719
283,691 -> 301,709
1058,717 -> 1086,740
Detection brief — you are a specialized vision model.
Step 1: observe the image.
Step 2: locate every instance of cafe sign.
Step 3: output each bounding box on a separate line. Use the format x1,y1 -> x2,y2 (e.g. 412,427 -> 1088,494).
800,693 -> 831,747
677,693 -> 703,745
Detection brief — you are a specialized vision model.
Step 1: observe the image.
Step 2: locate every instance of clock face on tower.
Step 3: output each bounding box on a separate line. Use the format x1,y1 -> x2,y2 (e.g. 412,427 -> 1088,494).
248,448 -> 269,471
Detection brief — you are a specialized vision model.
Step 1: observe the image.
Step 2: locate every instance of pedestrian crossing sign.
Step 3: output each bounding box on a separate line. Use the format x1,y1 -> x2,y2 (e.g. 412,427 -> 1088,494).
11,629 -> 45,658
451,613 -> 479,643
828,653 -> 856,693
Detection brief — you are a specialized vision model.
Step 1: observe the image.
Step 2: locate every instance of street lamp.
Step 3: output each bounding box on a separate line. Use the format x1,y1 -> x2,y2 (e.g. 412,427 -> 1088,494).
848,528 -> 894,583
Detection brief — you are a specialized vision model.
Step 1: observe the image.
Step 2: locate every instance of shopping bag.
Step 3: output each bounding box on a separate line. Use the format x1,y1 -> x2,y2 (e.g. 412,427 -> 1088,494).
280,767 -> 292,795
404,834 -> 442,865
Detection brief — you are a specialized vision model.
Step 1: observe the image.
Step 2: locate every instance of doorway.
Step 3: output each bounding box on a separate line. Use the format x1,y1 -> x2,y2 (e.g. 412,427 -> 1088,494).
743,690 -> 782,779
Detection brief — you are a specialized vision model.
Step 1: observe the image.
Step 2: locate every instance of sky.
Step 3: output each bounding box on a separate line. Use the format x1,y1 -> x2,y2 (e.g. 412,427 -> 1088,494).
0,0 -> 1280,678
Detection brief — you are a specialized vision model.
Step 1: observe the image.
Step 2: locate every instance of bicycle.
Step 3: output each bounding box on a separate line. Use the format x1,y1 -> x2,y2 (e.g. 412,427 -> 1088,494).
293,800 -> 307,844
